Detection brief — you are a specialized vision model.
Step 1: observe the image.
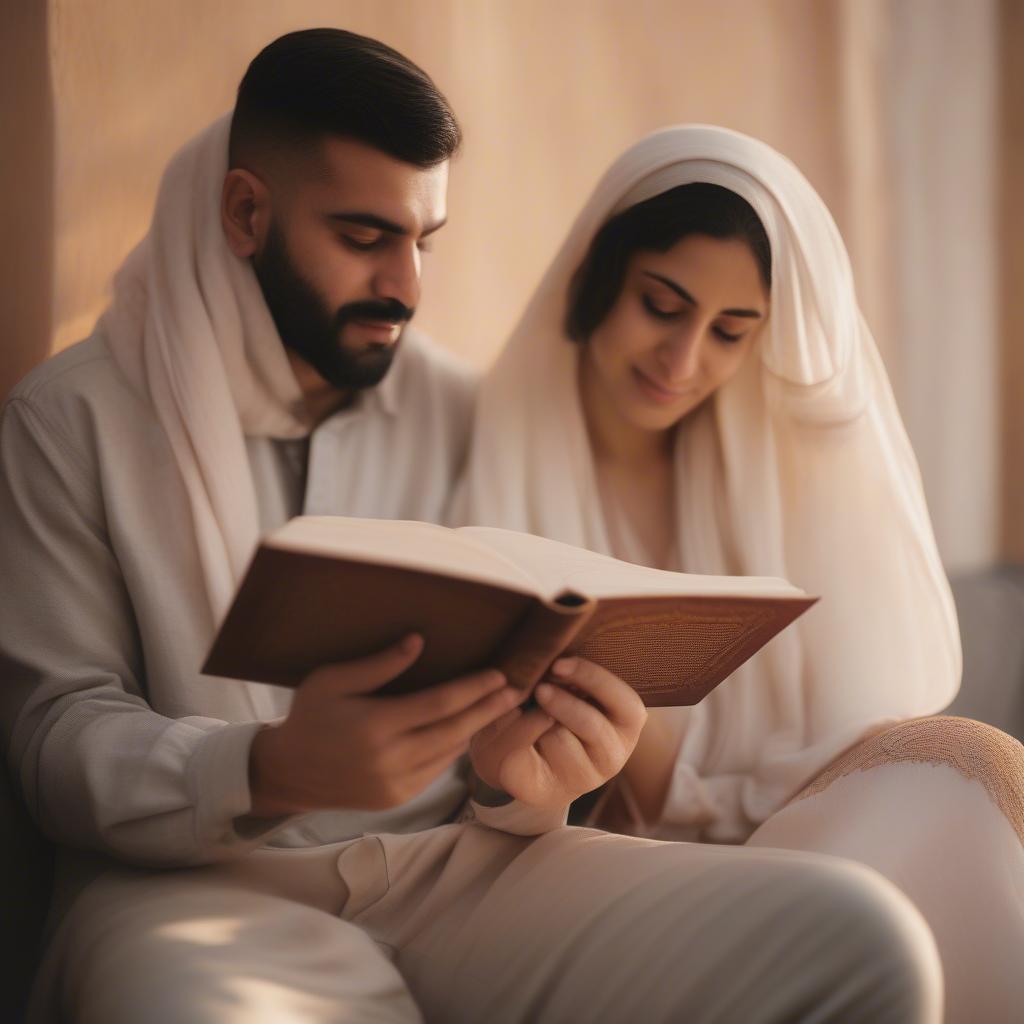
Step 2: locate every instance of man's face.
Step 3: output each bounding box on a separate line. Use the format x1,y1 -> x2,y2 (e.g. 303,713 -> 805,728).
251,137 -> 448,393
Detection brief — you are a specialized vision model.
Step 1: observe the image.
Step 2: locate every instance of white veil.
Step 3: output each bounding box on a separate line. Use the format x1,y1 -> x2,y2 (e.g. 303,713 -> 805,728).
454,125 -> 961,841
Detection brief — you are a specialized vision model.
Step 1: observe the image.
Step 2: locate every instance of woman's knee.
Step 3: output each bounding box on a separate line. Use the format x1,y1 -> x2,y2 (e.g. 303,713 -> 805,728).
799,717 -> 1024,820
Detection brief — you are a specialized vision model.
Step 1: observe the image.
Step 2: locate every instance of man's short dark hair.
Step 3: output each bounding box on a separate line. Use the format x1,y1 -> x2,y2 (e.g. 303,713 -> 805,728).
229,28 -> 461,169
565,183 -> 772,343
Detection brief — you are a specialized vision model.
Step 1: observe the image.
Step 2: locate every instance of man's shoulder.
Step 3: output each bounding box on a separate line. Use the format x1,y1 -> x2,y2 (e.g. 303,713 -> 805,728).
3,331 -> 149,460
8,332 -> 126,416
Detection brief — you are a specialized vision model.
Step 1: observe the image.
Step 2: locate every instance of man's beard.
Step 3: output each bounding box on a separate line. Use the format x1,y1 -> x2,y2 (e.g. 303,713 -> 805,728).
252,221 -> 413,392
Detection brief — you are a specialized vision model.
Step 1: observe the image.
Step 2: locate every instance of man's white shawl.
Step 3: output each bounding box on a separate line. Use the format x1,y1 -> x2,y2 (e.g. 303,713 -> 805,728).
455,125 -> 961,841
99,115 -> 444,626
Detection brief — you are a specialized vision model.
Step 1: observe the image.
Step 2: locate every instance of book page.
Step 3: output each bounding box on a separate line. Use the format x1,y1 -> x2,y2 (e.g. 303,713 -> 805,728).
266,517 -> 544,596
458,527 -> 805,601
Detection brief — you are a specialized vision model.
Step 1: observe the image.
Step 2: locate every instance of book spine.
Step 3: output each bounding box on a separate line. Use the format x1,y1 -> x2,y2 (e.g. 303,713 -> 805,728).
491,595 -> 597,692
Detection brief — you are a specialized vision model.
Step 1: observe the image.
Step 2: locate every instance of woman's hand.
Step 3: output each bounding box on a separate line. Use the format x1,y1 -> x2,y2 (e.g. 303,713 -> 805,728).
469,657 -> 647,811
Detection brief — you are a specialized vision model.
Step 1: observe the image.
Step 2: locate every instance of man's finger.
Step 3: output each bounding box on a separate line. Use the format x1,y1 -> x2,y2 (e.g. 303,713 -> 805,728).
301,633 -> 425,697
470,706 -> 556,766
371,747 -> 470,809
405,748 -> 471,800
387,668 -> 513,730
471,705 -> 526,745
401,686 -> 525,768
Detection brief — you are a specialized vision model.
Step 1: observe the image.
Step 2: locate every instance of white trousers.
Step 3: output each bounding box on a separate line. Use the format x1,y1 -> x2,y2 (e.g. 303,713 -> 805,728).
30,823 -> 941,1024
747,718 -> 1024,1024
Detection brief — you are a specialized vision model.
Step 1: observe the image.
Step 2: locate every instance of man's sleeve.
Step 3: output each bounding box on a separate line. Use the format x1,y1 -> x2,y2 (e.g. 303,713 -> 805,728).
0,398 -> 288,867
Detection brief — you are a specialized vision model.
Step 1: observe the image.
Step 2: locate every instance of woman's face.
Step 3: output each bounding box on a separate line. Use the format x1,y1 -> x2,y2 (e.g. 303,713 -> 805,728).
581,233 -> 769,438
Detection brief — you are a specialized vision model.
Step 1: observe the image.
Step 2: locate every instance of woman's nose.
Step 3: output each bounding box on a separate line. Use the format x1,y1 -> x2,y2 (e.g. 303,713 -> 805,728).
657,327 -> 702,383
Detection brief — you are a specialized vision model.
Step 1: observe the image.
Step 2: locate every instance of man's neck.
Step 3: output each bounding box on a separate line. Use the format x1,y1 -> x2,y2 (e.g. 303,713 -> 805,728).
286,351 -> 354,426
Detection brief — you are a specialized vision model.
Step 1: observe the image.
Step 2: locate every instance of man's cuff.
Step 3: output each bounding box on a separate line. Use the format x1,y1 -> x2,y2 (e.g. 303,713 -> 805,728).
190,720 -> 297,852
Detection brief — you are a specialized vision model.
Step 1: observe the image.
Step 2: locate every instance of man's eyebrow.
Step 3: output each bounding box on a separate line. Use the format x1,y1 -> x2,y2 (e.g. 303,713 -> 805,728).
642,270 -> 763,319
327,212 -> 448,237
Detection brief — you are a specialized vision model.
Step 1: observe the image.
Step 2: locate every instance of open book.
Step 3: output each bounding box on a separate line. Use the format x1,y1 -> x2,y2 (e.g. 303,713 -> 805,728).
203,516 -> 816,707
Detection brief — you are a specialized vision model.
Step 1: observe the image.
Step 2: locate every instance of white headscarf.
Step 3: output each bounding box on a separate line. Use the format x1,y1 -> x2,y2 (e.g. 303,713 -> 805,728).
99,115 -> 425,625
455,125 -> 961,841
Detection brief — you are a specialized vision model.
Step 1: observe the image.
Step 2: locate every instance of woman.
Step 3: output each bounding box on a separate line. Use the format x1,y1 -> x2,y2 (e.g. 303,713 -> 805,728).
455,125 -> 1024,1021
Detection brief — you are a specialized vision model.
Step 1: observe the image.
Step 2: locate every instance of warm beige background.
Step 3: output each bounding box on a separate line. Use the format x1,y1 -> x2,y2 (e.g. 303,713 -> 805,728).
3,0 -> 1018,569
43,0 -> 849,364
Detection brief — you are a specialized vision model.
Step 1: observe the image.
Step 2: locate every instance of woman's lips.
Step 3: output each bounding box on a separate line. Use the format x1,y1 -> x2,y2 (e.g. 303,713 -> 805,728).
631,366 -> 693,405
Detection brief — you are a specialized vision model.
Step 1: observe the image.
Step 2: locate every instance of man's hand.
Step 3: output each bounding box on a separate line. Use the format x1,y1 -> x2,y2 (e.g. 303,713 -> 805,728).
248,634 -> 522,817
469,657 -> 647,811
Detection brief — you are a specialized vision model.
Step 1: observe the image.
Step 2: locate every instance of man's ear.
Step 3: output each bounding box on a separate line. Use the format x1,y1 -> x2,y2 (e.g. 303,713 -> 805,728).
221,168 -> 271,258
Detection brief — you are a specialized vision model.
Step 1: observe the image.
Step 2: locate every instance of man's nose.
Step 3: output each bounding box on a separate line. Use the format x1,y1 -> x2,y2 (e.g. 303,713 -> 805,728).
372,243 -> 421,313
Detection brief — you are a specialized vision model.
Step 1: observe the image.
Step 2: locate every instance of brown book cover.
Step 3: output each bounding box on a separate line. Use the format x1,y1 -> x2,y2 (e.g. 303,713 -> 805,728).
202,517 -> 816,707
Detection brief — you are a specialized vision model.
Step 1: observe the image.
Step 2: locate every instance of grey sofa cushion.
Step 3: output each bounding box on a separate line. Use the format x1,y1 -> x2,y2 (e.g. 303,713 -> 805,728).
947,565 -> 1024,741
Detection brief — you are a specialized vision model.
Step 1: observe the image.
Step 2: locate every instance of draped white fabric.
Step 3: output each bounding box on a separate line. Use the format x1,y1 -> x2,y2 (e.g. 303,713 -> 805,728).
454,125 -> 962,840
98,114 -> 442,624
99,115 -> 308,621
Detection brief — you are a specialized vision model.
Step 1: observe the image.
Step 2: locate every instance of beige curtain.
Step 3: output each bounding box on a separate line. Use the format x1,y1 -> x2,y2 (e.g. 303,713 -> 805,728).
885,0 -> 1000,572
999,0 -> 1024,563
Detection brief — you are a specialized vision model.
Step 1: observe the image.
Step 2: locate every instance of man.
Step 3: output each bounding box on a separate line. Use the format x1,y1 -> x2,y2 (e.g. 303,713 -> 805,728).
0,28 -> 942,1023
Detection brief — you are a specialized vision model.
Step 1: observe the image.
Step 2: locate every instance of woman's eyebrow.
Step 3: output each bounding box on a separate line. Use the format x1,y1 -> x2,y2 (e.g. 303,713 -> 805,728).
642,270 -> 763,319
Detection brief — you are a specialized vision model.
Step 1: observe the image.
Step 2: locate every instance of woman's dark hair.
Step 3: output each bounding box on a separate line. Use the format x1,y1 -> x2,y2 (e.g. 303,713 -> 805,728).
565,183 -> 771,343
229,28 -> 461,169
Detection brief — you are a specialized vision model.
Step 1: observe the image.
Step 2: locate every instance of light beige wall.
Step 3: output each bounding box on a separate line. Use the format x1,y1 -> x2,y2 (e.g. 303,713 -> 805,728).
46,0 -> 847,368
